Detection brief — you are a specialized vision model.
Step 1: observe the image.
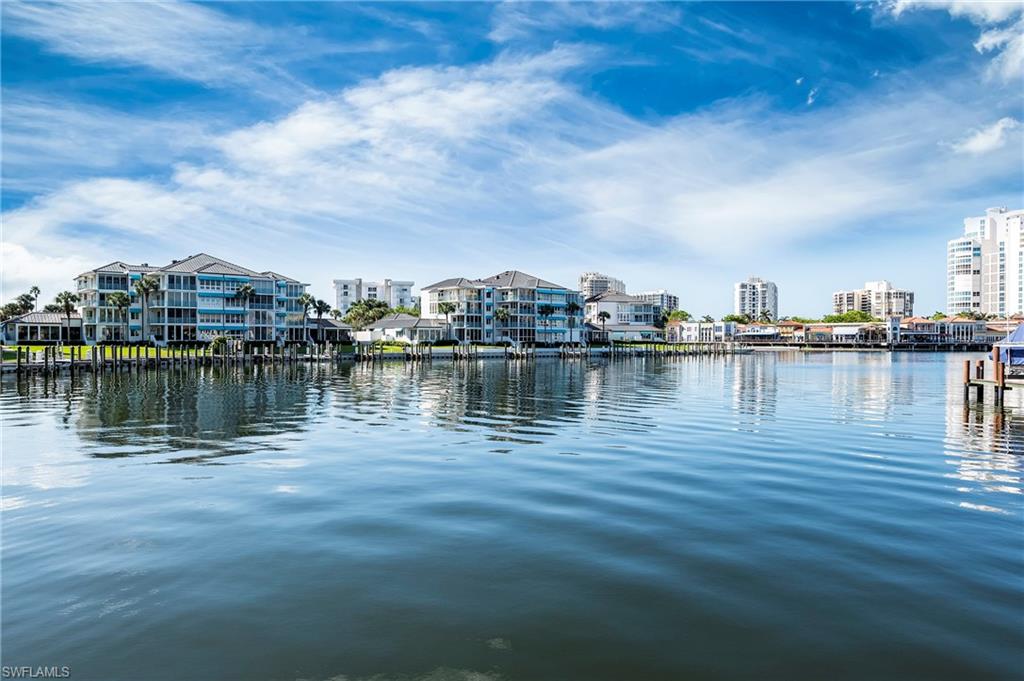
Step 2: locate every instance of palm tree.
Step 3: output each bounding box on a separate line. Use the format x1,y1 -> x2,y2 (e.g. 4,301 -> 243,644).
330,308 -> 343,321
438,301 -> 457,340
758,309 -> 773,324
597,310 -> 610,340
313,299 -> 332,342
537,304 -> 555,343
235,283 -> 256,341
566,301 -> 581,344
701,315 -> 714,323
107,291 -> 131,344
30,286 -> 41,311
133,275 -> 160,344
297,292 -> 315,343
493,306 -> 510,342
54,291 -> 79,344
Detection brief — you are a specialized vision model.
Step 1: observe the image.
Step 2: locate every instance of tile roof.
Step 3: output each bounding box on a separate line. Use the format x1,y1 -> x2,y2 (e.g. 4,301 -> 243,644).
3,311 -> 82,325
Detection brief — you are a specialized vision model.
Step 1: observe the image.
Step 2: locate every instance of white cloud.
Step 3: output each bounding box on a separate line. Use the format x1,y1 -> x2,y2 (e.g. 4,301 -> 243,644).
886,1 -> 1021,25
951,117 -> 1021,154
806,87 -> 819,105
488,2 -> 681,42
884,1 -> 1024,82
974,17 -> 1024,80
0,242 -> 94,303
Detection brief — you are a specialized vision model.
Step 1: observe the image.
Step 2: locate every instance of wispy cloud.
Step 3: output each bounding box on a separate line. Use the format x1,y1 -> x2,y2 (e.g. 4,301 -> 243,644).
951,117 -> 1021,154
488,1 -> 681,42
882,0 -> 1024,81
1,1 -> 389,98
4,46 -> 1019,301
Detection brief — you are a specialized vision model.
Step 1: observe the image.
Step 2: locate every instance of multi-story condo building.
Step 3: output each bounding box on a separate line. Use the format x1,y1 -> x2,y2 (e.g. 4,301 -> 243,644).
832,280 -> 914,318
579,272 -> 626,300
584,292 -> 656,326
634,289 -> 679,314
333,278 -> 415,315
75,253 -> 312,345
734,277 -> 778,320
666,320 -> 738,343
947,207 -> 1023,316
421,270 -> 584,344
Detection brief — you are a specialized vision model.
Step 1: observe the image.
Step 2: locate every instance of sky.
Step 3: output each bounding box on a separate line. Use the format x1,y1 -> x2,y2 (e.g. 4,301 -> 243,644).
2,1 -> 1022,317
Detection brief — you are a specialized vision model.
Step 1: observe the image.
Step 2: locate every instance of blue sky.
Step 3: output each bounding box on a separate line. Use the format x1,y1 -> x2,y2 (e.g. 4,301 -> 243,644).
2,1 -> 1022,316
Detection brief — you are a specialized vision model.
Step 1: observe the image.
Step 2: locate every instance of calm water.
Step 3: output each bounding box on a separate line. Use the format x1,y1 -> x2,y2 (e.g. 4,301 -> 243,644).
2,353 -> 1022,681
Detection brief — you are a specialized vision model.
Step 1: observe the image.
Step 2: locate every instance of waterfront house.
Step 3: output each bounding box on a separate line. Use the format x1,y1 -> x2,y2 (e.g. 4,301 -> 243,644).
75,254 -> 316,345
736,324 -> 781,342
1,311 -> 83,345
584,292 -> 657,327
586,322 -> 662,342
355,313 -> 446,344
776,320 -> 804,340
421,271 -> 584,345
665,321 -> 738,343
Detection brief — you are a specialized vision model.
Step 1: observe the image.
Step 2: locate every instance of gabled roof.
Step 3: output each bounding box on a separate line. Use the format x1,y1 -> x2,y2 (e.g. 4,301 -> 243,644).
586,291 -> 643,304
77,260 -> 155,278
261,271 -> 300,283
2,311 -> 82,325
422,277 -> 482,290
157,253 -> 264,277
477,270 -> 567,290
308,318 -> 351,329
367,313 -> 445,329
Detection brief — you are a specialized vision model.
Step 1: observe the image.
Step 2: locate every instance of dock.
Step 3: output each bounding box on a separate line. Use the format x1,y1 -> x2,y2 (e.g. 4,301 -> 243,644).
963,347 -> 1021,406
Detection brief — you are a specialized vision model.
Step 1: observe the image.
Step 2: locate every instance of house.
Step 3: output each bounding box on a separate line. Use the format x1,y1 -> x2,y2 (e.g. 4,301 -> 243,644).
1,311 -> 83,345
586,323 -> 662,342
354,314 -> 447,344
584,291 -> 656,327
665,321 -> 738,343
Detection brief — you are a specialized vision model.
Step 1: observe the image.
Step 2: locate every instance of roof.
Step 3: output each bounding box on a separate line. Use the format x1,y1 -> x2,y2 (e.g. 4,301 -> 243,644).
367,313 -> 445,329
157,253 -> 264,277
423,270 -> 571,291
901,316 -> 936,325
422,277 -> 481,290
308,318 -> 351,329
2,311 -> 82,325
477,270 -> 567,290
77,260 -> 155,278
776,320 -> 804,327
599,324 -> 661,332
585,291 -> 644,304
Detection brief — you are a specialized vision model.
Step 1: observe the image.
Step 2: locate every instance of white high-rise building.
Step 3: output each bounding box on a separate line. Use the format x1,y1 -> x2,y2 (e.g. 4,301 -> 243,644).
634,289 -> 679,313
333,278 -> 415,314
946,207 -> 1024,316
579,272 -> 626,300
832,281 -> 914,318
734,277 -> 778,320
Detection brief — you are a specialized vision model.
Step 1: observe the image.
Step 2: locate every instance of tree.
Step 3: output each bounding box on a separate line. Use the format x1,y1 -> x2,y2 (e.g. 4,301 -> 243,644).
701,315 -> 714,323
107,291 -> 131,344
390,305 -> 420,316
597,310 -> 611,337
343,298 -> 391,331
566,301 -> 581,343
29,286 -> 41,311
930,311 -> 948,320
42,304 -> 62,313
0,289 -> 38,321
537,304 -> 555,342
758,309 -> 774,323
723,313 -> 751,324
54,291 -> 79,344
330,308 -> 343,320
235,284 -> 256,341
822,310 -> 876,323
133,275 -> 160,344
297,292 -> 315,342
668,310 -> 691,323
312,299 -> 332,341
437,301 -> 457,339
493,306 -> 510,341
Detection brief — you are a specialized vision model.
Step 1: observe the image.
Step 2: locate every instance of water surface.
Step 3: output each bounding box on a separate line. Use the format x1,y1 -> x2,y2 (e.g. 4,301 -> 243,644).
3,352 -> 1021,680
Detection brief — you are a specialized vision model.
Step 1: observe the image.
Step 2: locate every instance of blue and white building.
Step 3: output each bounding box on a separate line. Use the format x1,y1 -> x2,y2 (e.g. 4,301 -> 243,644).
75,253 -> 321,344
421,270 -> 584,344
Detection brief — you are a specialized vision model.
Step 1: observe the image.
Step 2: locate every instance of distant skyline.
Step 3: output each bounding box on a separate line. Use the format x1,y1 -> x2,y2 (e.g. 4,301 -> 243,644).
2,1 -> 1022,316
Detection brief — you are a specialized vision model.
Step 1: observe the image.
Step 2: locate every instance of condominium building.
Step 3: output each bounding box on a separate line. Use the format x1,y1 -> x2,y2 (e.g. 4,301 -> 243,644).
75,253 -> 313,344
579,272 -> 626,300
584,292 -> 656,326
332,278 -> 415,314
634,289 -> 679,313
832,281 -> 915,318
421,270 -> 584,344
947,207 -> 1024,316
734,277 -> 778,320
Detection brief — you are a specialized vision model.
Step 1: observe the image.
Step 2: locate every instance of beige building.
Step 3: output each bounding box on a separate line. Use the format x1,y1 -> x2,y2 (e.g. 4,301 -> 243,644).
832,280 -> 914,318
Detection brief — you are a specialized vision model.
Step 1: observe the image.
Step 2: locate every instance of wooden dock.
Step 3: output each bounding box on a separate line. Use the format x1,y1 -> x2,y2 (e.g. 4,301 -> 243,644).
963,347 -> 1020,406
